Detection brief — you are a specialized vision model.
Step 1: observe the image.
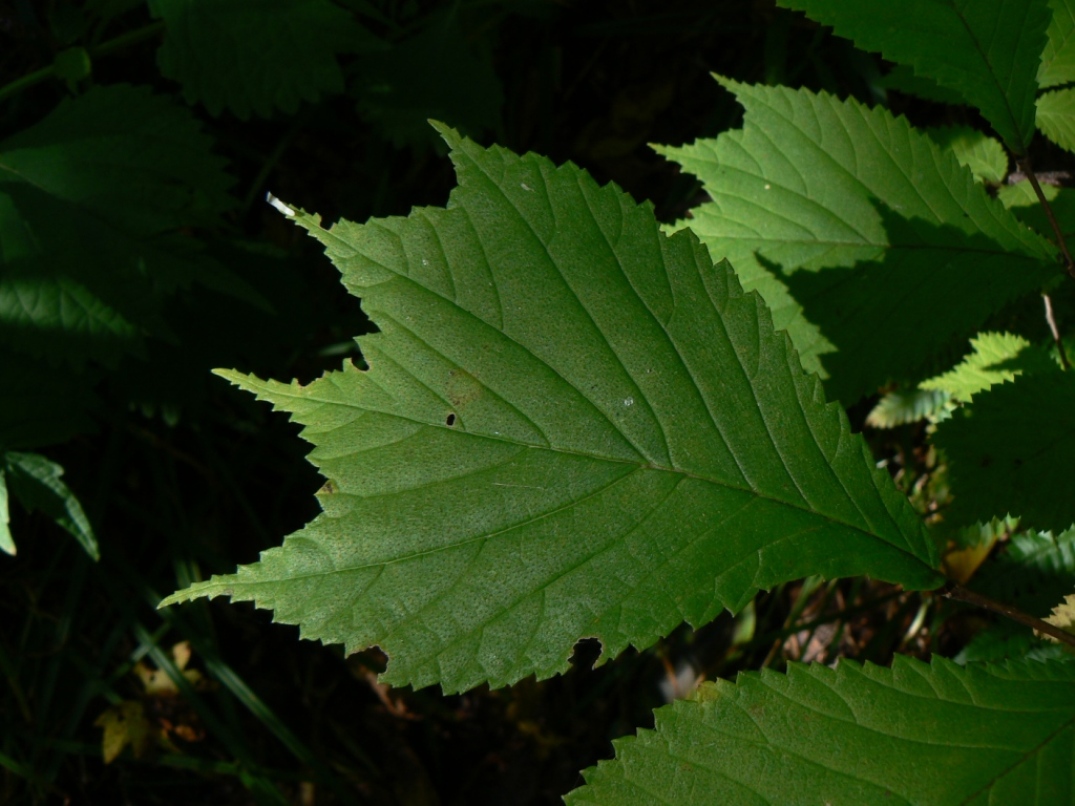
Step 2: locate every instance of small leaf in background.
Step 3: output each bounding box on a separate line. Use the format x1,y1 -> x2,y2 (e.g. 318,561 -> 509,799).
1039,0 -> 1075,88
161,127 -> 943,694
3,452 -> 97,560
933,373 -> 1075,532
925,126 -> 1008,184
95,701 -> 154,764
1036,88 -> 1075,153
865,387 -> 950,429
776,0 -> 1051,151
1042,594 -> 1075,646
567,657 -> 1075,804
150,0 -> 382,119
134,641 -> 205,696
0,84 -> 256,367
659,79 -> 1056,402
0,467 -> 12,556
920,331 -> 1055,402
354,11 -> 503,149
999,180 -> 1075,243
973,528 -> 1075,616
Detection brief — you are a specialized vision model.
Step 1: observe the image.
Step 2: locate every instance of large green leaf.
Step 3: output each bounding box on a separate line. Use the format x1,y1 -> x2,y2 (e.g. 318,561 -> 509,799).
150,0 -> 381,119
161,127 -> 943,693
776,0 -> 1051,151
1040,0 -> 1075,88
0,84 -> 254,366
658,79 -> 1057,402
567,656 -> 1075,804
933,373 -> 1075,531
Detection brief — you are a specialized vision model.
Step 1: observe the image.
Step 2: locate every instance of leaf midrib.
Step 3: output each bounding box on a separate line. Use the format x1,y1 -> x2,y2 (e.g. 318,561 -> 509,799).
249,381 -> 929,570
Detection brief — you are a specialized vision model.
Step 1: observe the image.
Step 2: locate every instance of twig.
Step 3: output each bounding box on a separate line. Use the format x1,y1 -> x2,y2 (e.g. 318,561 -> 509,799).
943,583 -> 1075,649
1018,157 -> 1075,279
1043,294 -> 1071,369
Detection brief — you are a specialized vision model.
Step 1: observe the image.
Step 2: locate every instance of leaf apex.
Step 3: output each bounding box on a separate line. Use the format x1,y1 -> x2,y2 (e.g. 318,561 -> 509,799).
429,119 -> 462,146
158,580 -> 215,609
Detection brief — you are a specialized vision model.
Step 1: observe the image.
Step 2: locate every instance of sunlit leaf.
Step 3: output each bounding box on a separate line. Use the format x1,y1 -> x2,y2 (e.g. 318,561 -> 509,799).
659,79 -> 1056,402
161,127 -> 942,693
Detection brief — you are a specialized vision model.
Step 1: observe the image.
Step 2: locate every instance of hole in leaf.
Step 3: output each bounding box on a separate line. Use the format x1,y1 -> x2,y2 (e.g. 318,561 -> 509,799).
569,637 -> 603,671
445,413 -> 456,426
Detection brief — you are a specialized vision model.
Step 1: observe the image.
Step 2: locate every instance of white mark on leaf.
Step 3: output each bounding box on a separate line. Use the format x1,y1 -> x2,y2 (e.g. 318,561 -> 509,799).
624,397 -> 634,407
763,184 -> 771,191
266,192 -> 296,217
521,183 -> 532,191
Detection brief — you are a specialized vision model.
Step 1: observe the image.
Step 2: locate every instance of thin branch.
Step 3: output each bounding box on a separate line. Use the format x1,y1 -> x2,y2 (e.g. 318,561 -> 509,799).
1018,157 -> 1075,279
1043,294 -> 1071,369
943,583 -> 1075,649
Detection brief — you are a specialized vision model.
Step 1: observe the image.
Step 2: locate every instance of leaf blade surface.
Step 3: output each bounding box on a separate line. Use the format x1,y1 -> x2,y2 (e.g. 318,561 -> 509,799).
659,80 -> 1057,401
163,128 -> 942,692
777,0 -> 1051,151
568,657 -> 1075,804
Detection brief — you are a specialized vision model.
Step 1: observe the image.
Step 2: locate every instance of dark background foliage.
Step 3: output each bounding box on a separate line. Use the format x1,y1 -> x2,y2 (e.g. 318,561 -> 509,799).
1,1 -> 1049,803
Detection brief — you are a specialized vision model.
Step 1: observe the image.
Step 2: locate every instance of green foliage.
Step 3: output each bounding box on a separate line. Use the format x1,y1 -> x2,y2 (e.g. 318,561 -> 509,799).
934,373 -> 1075,530
777,0 -> 1051,152
569,657 -> 1075,804
865,387 -> 950,428
149,0 -> 379,119
920,331 -> 1055,402
1040,0 -> 1075,88
974,528 -> 1075,616
1037,88 -> 1075,152
9,0 -> 1075,801
925,126 -> 1009,184
0,452 -> 97,560
162,126 -> 942,692
0,83 -> 242,368
354,10 -> 503,149
656,79 -> 1054,402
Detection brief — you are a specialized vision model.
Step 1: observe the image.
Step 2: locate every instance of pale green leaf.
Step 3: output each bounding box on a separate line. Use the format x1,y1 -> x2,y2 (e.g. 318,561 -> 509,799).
776,0 -> 1051,151
161,127 -> 943,693
658,79 -> 1056,402
150,0 -> 381,119
1040,0 -> 1075,88
926,125 -> 1009,184
1037,88 -> 1075,152
567,657 -> 1075,805
0,468 -> 12,557
920,331 -> 1054,402
864,388 -> 950,428
998,180 -> 1075,243
933,373 -> 1075,531
3,452 -> 98,561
